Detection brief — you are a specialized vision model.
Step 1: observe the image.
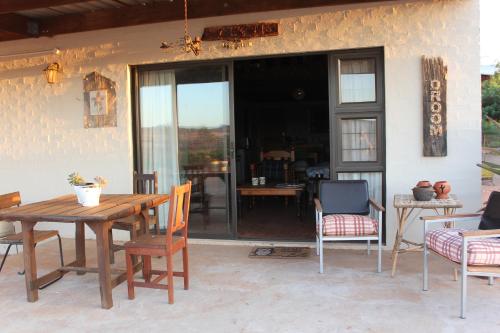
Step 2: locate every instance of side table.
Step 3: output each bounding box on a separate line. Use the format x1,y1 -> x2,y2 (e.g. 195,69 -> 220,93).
392,194 -> 463,277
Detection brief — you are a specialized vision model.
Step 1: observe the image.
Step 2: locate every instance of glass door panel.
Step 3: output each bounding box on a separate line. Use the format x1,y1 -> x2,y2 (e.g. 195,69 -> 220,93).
175,65 -> 233,237
135,64 -> 234,238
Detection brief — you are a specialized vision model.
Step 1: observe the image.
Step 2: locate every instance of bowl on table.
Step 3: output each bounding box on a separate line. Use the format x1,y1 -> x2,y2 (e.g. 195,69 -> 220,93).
412,186 -> 434,201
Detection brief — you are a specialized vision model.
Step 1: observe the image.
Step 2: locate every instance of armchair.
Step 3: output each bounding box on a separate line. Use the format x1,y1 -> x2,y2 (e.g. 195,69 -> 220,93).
421,191 -> 500,318
314,180 -> 384,273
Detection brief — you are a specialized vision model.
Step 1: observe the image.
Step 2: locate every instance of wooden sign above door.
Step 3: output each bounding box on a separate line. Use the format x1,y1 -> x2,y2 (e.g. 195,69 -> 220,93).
202,22 -> 279,41
422,56 -> 447,156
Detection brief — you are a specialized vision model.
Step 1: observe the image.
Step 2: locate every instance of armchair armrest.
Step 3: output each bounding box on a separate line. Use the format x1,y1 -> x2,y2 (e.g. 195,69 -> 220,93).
314,198 -> 322,213
459,229 -> 500,239
420,214 -> 482,224
369,198 -> 385,212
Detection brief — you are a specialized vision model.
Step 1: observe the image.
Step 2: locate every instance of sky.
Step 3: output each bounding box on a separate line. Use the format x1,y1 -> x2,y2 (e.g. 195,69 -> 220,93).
481,0 -> 500,66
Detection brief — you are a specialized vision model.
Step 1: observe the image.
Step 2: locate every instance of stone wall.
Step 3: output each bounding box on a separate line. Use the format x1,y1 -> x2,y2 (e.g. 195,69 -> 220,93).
0,0 -> 481,247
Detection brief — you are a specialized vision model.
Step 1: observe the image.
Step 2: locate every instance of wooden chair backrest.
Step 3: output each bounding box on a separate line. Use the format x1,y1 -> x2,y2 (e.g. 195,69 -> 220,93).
133,171 -> 158,195
0,192 -> 21,210
261,149 -> 295,162
166,182 -> 192,237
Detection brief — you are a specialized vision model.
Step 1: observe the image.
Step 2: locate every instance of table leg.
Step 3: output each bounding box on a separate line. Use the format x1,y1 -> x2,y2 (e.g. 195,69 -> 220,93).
138,208 -> 150,235
444,208 -> 455,228
21,220 -> 38,302
296,191 -> 302,217
87,221 -> 113,309
391,208 -> 408,277
237,191 -> 242,218
75,222 -> 86,275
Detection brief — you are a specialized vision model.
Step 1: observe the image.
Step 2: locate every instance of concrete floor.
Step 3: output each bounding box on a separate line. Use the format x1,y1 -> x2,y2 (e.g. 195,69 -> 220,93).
0,239 -> 499,333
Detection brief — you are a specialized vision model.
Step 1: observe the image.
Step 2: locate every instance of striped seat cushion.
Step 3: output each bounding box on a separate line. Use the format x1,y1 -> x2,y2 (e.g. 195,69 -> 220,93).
426,229 -> 500,266
319,214 -> 378,236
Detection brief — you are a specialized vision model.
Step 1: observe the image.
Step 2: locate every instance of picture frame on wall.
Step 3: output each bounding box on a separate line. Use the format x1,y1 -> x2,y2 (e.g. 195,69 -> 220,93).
83,72 -> 117,128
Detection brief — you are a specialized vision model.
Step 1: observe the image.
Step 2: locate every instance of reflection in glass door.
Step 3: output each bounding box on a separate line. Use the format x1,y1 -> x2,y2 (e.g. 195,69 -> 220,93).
176,66 -> 233,237
134,64 -> 234,238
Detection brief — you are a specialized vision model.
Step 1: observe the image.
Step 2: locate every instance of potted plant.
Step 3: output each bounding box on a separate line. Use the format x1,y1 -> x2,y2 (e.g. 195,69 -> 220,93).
68,172 -> 107,207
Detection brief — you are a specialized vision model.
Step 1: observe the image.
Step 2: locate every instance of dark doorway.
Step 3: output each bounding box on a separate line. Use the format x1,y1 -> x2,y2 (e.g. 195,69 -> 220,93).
234,54 -> 330,240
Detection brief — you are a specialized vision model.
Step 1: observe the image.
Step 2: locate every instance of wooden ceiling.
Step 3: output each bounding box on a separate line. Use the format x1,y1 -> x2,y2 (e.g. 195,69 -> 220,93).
0,0 -> 393,43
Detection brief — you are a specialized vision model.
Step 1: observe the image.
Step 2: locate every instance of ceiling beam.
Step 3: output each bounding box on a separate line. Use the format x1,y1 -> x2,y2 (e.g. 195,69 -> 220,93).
0,13 -> 39,38
0,1 -> 92,15
0,0 -> 394,42
38,0 -> 391,37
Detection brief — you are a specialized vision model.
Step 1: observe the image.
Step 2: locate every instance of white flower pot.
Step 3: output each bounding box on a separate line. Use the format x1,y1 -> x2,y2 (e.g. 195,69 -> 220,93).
74,184 -> 102,207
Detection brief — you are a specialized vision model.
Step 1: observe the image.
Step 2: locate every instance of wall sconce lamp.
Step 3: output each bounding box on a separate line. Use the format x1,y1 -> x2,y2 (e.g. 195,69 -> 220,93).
43,62 -> 62,84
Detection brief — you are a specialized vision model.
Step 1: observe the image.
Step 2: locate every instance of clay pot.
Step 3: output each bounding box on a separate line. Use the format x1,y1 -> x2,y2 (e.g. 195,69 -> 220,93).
416,180 -> 432,188
412,187 -> 434,201
433,181 -> 451,199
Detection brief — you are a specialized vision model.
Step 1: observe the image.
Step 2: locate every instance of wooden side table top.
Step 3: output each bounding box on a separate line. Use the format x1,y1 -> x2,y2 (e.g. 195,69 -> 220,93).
393,194 -> 462,209
0,194 -> 169,223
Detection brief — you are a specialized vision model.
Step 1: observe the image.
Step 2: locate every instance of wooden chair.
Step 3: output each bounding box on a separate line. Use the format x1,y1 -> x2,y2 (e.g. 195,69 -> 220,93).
0,192 -> 64,288
314,180 -> 384,273
109,171 -> 160,263
421,191 -> 500,319
257,148 -> 295,183
183,166 -> 210,228
125,181 -> 192,304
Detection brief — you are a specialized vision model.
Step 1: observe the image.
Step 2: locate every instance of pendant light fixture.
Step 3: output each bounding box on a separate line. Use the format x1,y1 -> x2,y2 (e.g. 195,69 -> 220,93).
161,0 -> 201,56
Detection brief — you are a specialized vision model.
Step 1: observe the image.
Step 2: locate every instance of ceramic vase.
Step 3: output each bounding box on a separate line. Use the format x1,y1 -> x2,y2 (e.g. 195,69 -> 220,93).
416,180 -> 432,188
433,181 -> 451,199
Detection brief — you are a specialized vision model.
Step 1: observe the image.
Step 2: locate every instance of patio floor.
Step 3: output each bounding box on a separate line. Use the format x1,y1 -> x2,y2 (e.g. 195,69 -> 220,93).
0,239 -> 499,332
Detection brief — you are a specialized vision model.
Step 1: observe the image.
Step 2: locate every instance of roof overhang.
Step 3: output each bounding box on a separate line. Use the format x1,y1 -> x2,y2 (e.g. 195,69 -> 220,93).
0,0 -> 397,43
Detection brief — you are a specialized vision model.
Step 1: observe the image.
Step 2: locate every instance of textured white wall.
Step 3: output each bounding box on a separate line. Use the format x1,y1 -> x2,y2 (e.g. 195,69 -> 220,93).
0,0 -> 481,247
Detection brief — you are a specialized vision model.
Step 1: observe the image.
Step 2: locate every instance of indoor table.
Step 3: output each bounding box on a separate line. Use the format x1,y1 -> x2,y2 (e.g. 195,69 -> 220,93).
0,193 -> 168,309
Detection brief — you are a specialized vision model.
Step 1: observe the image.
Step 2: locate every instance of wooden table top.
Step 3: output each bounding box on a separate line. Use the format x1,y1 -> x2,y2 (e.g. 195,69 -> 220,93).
393,194 -> 462,209
0,194 -> 169,223
237,183 -> 305,190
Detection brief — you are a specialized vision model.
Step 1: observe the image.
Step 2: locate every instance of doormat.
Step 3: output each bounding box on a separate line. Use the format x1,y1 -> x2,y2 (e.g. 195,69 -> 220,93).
249,247 -> 310,259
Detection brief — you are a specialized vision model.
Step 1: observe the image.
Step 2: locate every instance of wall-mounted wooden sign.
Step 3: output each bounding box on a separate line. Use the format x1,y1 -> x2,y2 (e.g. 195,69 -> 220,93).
202,22 -> 278,41
83,72 -> 117,128
422,56 -> 447,156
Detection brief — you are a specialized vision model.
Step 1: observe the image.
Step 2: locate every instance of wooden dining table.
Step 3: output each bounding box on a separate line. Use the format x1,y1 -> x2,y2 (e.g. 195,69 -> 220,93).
0,193 -> 168,309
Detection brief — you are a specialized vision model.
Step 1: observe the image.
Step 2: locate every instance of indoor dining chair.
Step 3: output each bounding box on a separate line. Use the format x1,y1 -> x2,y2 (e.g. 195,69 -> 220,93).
125,181 -> 192,304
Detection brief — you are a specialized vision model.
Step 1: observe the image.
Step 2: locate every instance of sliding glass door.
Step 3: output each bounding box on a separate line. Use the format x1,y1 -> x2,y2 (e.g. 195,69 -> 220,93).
133,63 -> 235,238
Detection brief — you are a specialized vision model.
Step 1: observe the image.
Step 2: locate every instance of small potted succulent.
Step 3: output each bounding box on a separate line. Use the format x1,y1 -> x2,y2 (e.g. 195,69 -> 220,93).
68,172 -> 107,207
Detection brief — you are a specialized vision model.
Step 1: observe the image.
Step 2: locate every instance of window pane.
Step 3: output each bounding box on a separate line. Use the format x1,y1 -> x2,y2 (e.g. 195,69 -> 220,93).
339,59 -> 376,103
338,172 -> 383,214
341,118 -> 377,162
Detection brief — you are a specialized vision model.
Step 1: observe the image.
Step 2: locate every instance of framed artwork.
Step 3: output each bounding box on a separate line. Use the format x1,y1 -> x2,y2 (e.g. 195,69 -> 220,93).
83,72 -> 117,128
89,90 -> 108,116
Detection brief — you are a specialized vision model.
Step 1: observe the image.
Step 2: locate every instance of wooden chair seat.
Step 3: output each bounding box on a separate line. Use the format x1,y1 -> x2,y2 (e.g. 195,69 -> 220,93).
113,215 -> 156,231
113,216 -> 140,230
0,230 -> 59,245
125,234 -> 185,251
0,192 -> 64,286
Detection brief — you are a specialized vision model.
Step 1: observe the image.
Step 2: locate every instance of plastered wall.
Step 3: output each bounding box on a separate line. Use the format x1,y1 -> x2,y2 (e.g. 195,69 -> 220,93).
0,0 -> 481,247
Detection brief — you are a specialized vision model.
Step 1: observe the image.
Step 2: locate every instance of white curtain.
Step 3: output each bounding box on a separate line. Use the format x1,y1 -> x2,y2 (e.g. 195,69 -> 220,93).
338,172 -> 383,217
339,59 -> 376,103
139,70 -> 180,227
341,118 -> 377,162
